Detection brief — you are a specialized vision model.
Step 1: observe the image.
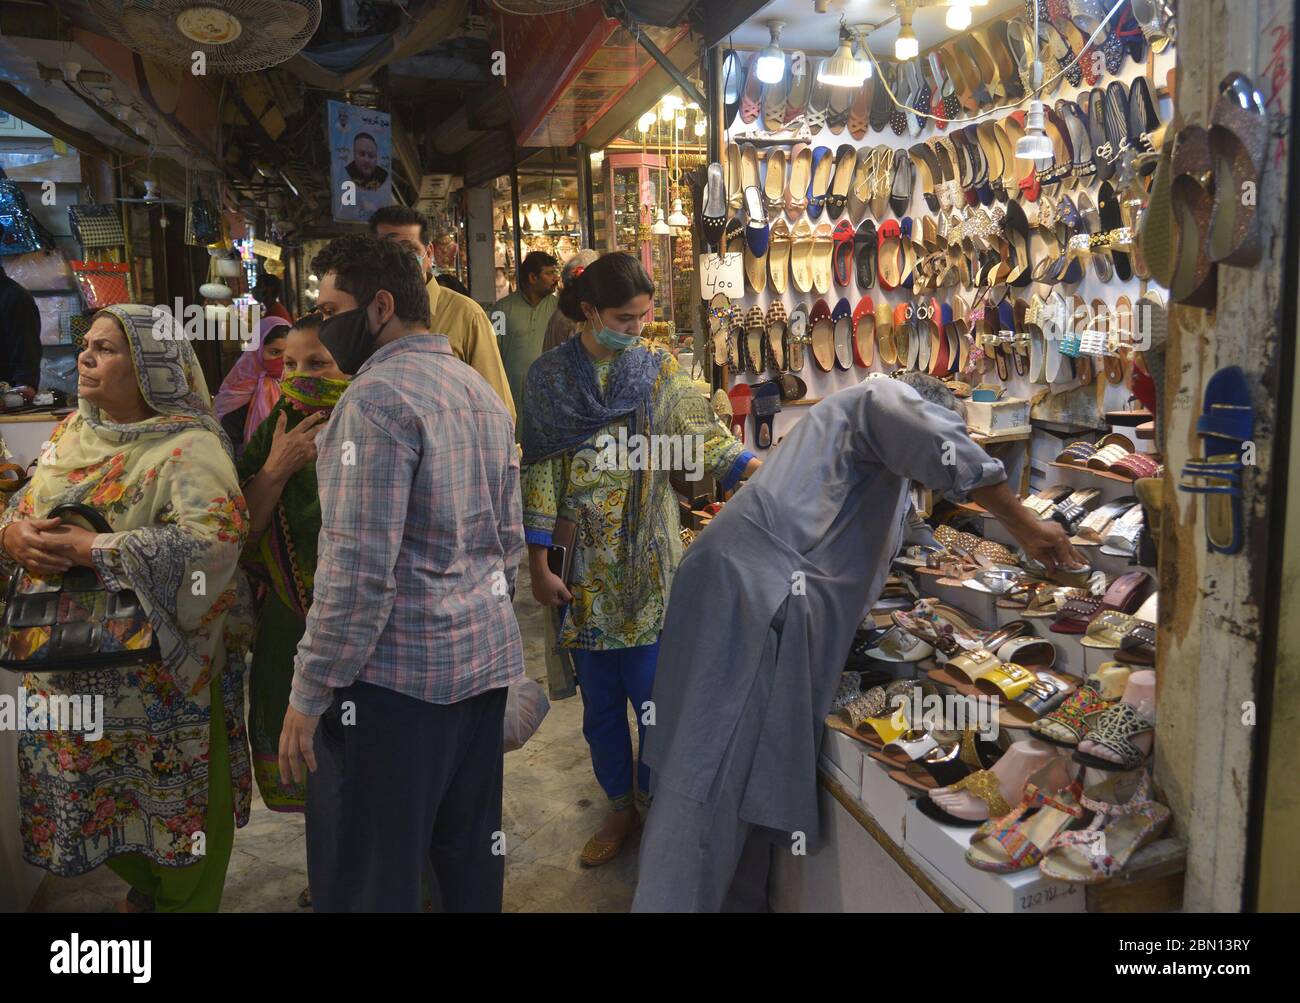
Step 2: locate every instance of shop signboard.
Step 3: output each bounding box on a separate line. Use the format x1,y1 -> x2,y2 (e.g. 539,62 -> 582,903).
327,100 -> 393,223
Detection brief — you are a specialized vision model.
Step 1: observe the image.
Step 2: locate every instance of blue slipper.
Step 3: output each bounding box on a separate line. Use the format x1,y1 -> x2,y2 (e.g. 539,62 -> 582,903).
1178,366 -> 1254,555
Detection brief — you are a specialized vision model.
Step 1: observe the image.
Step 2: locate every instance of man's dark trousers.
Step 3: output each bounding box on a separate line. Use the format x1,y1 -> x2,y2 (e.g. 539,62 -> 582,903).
306,680 -> 508,912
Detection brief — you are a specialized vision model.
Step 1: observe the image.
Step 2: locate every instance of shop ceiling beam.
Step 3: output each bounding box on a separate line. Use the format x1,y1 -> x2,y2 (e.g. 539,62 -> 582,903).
697,0 -> 772,48
280,0 -> 468,93
225,88 -> 319,216
0,80 -> 114,158
610,1 -> 707,111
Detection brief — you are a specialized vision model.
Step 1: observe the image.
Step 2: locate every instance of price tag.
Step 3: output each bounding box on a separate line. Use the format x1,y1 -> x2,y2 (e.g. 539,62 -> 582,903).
698,252 -> 744,299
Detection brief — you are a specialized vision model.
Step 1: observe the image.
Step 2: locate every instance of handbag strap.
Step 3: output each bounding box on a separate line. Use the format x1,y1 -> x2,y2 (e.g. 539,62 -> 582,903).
48,503 -> 113,534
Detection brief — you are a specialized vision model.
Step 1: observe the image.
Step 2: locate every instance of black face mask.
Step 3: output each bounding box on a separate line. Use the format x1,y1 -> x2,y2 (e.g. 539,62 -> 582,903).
318,303 -> 388,375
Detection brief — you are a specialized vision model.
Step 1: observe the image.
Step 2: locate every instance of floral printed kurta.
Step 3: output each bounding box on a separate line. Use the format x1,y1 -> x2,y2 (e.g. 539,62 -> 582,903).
522,350 -> 750,650
1,413 -> 254,876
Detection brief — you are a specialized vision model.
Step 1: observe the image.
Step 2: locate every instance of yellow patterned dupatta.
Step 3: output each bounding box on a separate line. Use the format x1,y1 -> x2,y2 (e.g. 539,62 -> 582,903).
0,304 -> 256,876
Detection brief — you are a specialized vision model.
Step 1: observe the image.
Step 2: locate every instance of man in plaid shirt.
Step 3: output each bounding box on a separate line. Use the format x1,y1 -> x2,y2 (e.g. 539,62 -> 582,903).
278,235 -> 524,912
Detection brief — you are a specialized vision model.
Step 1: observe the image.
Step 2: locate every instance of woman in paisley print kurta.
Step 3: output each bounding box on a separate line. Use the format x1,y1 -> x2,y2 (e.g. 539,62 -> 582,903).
0,304 -> 253,912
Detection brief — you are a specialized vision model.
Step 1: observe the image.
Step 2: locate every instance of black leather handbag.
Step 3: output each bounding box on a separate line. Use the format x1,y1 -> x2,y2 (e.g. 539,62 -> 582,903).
0,504 -> 160,672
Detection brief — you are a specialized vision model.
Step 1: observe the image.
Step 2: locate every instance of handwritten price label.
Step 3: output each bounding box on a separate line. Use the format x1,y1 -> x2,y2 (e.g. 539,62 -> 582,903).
698,252 -> 744,299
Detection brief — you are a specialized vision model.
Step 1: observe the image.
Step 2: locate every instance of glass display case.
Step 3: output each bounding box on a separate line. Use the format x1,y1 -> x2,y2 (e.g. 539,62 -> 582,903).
604,152 -> 673,324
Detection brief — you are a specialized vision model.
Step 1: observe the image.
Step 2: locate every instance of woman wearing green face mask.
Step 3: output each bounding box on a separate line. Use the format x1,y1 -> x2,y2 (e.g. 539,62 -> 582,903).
237,314 -> 350,822
521,253 -> 761,867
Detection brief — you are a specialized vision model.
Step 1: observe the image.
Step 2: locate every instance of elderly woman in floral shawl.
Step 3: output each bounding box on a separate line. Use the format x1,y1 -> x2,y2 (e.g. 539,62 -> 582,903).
0,304 -> 254,913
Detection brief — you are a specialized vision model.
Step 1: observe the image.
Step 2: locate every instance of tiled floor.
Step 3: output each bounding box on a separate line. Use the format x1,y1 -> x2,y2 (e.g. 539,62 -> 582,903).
28,567 -> 640,913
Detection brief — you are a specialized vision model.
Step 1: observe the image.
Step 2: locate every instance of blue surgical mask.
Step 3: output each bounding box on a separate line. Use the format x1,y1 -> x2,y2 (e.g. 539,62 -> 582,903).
587,313 -> 641,351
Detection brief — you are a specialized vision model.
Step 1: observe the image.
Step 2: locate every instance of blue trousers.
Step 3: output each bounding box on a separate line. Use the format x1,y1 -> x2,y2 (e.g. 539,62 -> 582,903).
570,642 -> 658,807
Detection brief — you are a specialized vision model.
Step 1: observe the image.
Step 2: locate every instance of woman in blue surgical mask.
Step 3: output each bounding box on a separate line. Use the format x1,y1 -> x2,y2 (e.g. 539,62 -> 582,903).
520,252 -> 761,867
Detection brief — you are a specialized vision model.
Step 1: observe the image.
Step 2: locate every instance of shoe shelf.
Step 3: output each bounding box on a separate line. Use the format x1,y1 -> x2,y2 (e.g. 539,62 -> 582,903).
1049,460 -> 1159,484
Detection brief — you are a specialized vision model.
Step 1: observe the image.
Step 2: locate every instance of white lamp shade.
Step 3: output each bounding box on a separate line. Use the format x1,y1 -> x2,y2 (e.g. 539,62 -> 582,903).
651,208 -> 672,235
755,51 -> 785,84
818,41 -> 861,87
1016,132 -> 1054,161
668,199 -> 689,227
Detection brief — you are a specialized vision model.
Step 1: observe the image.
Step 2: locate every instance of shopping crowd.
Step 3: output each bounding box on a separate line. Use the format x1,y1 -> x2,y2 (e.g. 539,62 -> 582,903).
0,206 -> 1077,913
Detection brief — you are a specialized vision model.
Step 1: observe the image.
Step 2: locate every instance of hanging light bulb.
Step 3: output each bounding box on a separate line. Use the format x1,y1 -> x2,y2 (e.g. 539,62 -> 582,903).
638,111 -> 655,132
946,3 -> 972,30
818,24 -> 861,87
755,20 -> 786,84
651,207 -> 672,235
694,118 -> 706,137
675,114 -> 686,130
1016,100 -> 1054,161
660,103 -> 675,121
668,198 -> 689,227
895,5 -> 919,61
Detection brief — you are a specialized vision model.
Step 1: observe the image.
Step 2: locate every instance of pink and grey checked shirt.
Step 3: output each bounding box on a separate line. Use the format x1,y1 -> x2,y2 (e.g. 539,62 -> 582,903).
290,335 -> 525,716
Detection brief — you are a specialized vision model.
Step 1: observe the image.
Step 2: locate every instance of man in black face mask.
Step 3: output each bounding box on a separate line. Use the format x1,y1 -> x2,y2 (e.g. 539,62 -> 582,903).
279,235 -> 525,912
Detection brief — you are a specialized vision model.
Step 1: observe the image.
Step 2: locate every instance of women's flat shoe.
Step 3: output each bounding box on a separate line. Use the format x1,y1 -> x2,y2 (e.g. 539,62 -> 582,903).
701,162 -> 727,252
580,812 -> 643,867
855,218 -> 877,291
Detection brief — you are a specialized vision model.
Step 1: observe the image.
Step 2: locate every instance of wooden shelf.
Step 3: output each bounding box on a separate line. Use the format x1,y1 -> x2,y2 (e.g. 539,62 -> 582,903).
1050,460 -> 1153,484
970,427 -> 1032,445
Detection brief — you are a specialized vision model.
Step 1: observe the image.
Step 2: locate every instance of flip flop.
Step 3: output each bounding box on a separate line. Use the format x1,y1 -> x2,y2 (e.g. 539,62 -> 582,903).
832,219 -> 855,288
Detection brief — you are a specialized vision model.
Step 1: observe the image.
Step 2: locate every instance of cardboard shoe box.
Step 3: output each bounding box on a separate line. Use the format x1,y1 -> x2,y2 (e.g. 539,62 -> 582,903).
904,800 -> 1086,913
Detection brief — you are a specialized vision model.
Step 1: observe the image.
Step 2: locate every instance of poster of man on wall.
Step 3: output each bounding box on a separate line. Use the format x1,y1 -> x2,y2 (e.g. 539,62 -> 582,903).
327,100 -> 392,222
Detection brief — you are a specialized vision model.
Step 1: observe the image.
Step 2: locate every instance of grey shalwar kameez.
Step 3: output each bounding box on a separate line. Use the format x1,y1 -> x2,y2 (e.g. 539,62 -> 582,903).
633,378 -> 1005,912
